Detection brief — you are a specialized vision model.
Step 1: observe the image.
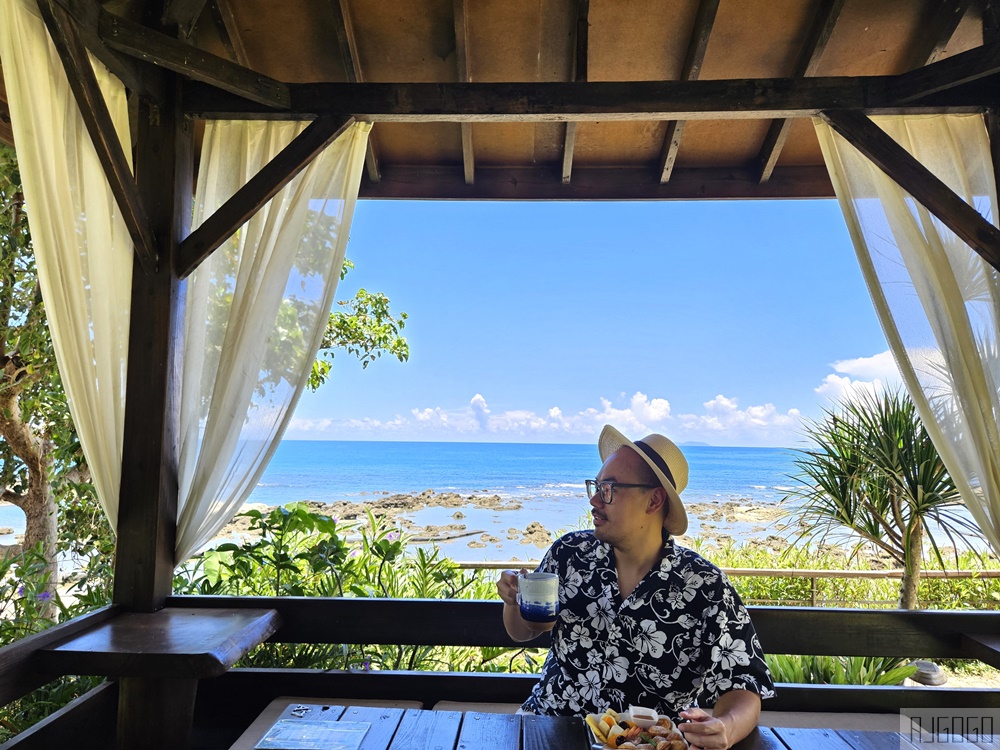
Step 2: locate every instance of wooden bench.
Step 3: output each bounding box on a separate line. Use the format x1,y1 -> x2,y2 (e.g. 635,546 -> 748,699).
0,597 -> 998,748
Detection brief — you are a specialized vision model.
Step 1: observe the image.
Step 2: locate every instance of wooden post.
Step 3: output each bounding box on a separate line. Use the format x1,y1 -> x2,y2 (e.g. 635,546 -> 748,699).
111,75 -> 193,750
112,85 -> 189,614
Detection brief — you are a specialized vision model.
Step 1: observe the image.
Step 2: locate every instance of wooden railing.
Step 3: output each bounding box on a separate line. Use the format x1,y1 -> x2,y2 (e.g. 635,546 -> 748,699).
2,597 -> 1000,748
457,561 -> 1000,607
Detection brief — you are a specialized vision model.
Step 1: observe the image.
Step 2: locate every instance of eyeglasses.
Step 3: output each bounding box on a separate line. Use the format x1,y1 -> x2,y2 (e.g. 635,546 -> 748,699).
585,479 -> 659,505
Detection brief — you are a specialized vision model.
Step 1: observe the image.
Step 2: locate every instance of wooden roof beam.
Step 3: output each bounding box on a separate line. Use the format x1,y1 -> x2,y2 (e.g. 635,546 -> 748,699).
360,164 -> 833,201
820,109 -> 1000,271
888,38 -> 1000,104
453,0 -> 474,185
756,0 -> 844,184
99,10 -> 289,109
906,0 -> 972,70
177,116 -> 355,278
37,0 -> 158,274
330,0 -> 382,184
562,0 -> 589,185
161,0 -> 209,40
181,75 -> 992,121
658,0 -> 720,184
209,0 -> 250,67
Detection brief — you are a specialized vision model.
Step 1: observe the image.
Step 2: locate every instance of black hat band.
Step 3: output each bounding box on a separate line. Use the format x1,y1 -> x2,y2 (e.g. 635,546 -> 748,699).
634,440 -> 677,491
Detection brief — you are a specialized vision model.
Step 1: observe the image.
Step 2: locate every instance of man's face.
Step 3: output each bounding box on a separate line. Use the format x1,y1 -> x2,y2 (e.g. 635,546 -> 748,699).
590,448 -> 662,547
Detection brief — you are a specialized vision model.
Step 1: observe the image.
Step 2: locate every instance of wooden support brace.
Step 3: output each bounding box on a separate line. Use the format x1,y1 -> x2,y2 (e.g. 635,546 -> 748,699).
50,0 -> 165,103
888,40 -> 1000,105
99,10 -> 289,109
161,0 -> 209,39
177,116 -> 355,278
820,109 -> 1000,272
37,0 -> 158,275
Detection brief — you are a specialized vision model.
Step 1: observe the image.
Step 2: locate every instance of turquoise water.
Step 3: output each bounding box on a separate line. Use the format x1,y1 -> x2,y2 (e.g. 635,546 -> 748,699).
249,441 -> 799,506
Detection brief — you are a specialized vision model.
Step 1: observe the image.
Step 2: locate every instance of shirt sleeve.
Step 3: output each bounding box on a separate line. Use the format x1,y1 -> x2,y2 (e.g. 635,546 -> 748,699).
698,574 -> 775,707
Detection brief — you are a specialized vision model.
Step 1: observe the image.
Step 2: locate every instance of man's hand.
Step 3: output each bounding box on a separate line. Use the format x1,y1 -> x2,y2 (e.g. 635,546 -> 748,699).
678,691 -> 761,750
677,708 -> 729,750
496,568 -> 526,607
498,568 -> 554,641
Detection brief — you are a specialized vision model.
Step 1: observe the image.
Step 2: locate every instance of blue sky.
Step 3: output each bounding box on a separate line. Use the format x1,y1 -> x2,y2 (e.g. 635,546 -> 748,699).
286,198 -> 901,448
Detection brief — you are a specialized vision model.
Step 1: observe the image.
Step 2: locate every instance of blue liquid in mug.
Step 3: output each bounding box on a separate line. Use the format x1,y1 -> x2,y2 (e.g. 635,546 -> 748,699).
519,602 -> 559,623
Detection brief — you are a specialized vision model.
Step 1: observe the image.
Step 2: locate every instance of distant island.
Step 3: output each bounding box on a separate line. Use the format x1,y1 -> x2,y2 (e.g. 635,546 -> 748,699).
679,441 -> 712,447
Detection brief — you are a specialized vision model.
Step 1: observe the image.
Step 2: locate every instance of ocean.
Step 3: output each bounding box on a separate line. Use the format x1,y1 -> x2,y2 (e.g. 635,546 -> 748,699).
245,441 -> 801,561
249,440 -> 799,507
0,441 -> 803,559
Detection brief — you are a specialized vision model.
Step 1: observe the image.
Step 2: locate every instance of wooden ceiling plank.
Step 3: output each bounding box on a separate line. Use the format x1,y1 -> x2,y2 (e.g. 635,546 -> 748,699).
177,116 -> 355,279
907,0 -> 972,69
888,41 -> 1000,105
360,164 -> 834,201
756,0 -> 845,184
330,0 -> 381,184
820,109 -> 1000,272
37,0 -> 158,274
658,0 -> 720,184
454,0 -> 474,185
209,0 -> 250,67
562,0 -> 589,185
99,10 -> 290,109
161,0 -> 209,39
181,77 -> 990,122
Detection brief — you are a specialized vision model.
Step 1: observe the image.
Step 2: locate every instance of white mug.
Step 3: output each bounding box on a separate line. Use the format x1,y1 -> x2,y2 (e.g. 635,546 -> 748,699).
517,571 -> 559,623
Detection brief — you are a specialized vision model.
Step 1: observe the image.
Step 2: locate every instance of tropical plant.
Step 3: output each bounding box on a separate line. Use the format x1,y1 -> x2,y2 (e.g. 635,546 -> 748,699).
787,389 -> 982,608
765,654 -> 916,686
172,504 -> 543,674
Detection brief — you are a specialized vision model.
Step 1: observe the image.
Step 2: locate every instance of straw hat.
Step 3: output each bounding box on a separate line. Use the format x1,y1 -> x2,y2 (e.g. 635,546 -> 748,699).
598,424 -> 689,535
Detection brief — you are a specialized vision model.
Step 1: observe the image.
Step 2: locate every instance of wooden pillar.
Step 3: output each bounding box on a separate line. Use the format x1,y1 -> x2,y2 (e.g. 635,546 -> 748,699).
112,82 -> 189,614
111,73 -> 194,750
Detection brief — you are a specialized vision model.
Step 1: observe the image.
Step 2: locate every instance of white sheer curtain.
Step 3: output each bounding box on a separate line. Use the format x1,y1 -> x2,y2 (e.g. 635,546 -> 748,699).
175,120 -> 370,561
0,0 -> 132,528
815,114 -> 1000,553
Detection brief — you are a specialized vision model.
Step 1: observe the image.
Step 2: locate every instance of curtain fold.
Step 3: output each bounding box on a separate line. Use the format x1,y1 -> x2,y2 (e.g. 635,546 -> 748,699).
0,0 -> 132,529
815,114 -> 1000,553
175,120 -> 370,562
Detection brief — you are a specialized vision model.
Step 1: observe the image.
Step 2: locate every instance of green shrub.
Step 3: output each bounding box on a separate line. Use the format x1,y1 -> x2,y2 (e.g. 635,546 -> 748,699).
765,654 -> 916,686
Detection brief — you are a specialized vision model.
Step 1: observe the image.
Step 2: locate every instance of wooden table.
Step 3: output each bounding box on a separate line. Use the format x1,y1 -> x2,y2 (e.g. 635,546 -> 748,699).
37,607 -> 280,750
230,700 -> 1000,750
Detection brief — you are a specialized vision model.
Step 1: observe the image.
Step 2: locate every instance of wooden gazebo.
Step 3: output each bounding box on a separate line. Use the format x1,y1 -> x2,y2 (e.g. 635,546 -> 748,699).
2,1 -> 1000,748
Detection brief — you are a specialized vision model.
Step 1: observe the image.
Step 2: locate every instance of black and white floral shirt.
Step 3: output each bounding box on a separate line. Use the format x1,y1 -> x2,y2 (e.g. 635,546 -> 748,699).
521,530 -> 775,719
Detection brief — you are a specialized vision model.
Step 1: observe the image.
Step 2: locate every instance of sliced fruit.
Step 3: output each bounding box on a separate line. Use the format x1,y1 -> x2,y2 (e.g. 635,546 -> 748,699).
586,714 -> 607,742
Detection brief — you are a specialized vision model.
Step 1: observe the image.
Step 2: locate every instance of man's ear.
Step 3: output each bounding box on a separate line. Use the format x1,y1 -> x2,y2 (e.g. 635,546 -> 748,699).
648,487 -> 668,517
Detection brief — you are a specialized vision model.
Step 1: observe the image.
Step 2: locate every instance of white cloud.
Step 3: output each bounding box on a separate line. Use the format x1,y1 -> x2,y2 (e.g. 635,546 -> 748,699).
832,351 -> 900,381
288,388 -> 808,445
814,349 -> 902,404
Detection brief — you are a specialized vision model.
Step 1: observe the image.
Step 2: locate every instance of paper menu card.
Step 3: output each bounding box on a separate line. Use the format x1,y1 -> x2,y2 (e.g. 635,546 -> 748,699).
254,718 -> 370,750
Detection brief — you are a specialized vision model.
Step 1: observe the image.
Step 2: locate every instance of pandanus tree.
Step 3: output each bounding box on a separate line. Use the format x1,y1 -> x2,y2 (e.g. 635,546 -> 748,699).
788,389 -> 981,609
